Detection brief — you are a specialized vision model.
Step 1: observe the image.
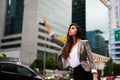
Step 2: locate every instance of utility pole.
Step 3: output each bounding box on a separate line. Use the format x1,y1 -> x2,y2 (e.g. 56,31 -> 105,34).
39,22 -> 46,77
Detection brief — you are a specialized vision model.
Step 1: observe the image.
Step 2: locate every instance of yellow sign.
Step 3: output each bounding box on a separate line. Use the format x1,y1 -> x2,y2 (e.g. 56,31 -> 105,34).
58,36 -> 67,42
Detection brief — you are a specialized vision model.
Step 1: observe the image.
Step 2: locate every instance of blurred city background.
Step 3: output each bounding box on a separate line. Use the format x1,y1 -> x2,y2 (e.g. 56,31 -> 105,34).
0,0 -> 120,80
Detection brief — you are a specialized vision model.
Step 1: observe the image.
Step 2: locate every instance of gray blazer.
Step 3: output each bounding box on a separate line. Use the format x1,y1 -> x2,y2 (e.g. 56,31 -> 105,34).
51,34 -> 97,73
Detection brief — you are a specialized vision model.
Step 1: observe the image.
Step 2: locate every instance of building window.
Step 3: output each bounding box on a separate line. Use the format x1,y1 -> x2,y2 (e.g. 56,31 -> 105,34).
37,42 -> 44,47
38,35 -> 45,40
46,38 -> 51,42
37,50 -> 44,60
115,49 -> 120,52
115,43 -> 120,47
38,28 -> 48,34
112,54 -> 120,58
37,50 -> 57,62
4,0 -> 24,36
1,44 -> 21,49
1,37 -> 21,43
37,42 -> 61,51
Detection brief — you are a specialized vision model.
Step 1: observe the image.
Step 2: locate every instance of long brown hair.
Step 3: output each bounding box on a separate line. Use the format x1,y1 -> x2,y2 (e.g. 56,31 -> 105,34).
61,23 -> 82,59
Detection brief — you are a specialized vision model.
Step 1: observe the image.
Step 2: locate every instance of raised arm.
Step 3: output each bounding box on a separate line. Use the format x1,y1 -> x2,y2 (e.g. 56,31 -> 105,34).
42,15 -> 52,34
42,16 -> 65,47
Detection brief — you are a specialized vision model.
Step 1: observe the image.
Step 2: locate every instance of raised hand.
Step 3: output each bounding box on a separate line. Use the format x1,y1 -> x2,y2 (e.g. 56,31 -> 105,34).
42,15 -> 47,23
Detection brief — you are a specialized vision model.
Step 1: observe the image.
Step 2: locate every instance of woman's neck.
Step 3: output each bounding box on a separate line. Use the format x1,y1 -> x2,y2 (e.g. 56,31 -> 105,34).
72,37 -> 79,45
72,36 -> 76,44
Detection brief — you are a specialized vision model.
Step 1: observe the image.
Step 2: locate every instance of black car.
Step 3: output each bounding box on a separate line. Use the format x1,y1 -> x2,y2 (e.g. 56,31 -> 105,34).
0,62 -> 43,80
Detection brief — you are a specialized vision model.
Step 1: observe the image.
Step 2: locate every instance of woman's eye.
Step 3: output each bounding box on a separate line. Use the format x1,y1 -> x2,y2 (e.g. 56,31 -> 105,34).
72,27 -> 74,29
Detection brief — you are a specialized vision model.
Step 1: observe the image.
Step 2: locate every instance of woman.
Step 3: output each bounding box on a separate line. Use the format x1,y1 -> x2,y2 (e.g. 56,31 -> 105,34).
42,16 -> 98,80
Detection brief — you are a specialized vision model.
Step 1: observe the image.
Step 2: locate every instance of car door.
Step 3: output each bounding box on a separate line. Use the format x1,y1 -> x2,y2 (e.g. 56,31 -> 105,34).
0,63 -> 19,80
17,66 -> 38,80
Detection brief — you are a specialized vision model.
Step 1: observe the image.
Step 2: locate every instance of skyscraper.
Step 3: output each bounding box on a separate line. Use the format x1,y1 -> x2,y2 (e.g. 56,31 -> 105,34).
107,0 -> 120,64
86,30 -> 106,56
0,0 -> 72,65
72,0 -> 86,39
4,0 -> 24,36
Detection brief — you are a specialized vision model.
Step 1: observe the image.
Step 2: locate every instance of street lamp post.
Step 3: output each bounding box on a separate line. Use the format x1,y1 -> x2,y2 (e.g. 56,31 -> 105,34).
43,37 -> 46,77
39,22 -> 46,77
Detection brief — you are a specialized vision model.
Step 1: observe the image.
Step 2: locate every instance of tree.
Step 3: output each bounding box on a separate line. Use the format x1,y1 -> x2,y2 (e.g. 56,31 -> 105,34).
0,53 -> 7,60
113,63 -> 120,76
104,58 -> 120,76
30,58 -> 43,74
104,58 -> 113,76
46,58 -> 56,69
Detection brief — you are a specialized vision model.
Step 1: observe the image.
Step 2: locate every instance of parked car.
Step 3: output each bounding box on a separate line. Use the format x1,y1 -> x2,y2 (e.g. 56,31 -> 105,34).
45,74 -> 58,79
0,62 -> 43,80
100,77 -> 107,80
115,75 -> 120,80
106,76 -> 115,80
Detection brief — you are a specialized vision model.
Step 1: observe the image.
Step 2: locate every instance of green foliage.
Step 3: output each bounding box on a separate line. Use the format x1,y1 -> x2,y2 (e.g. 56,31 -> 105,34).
30,58 -> 56,74
113,63 -> 120,76
46,58 -> 56,69
0,54 -> 7,60
104,58 -> 113,76
30,58 -> 43,74
2,54 -> 6,57
104,58 -> 120,76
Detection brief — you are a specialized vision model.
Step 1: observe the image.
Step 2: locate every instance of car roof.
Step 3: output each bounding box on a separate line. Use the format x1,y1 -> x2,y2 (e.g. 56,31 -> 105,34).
0,61 -> 20,64
0,61 -> 37,74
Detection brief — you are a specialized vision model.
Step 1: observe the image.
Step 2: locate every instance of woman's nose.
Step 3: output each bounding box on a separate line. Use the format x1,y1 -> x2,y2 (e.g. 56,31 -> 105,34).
70,28 -> 72,31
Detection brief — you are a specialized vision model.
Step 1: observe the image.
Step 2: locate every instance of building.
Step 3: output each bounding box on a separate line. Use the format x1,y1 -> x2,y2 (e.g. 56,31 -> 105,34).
109,0 -> 120,64
109,28 -> 120,64
72,0 -> 86,39
100,0 -> 120,64
92,52 -> 109,76
0,0 -> 72,65
105,40 -> 109,57
114,0 -> 120,27
110,0 -> 120,64
86,30 -> 107,56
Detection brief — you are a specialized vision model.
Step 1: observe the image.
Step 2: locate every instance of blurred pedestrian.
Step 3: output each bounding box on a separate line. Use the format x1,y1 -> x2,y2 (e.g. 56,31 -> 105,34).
42,15 -> 98,80
54,75 -> 63,80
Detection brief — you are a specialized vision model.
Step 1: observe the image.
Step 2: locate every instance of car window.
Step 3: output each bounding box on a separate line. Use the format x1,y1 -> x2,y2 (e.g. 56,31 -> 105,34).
17,66 -> 33,77
0,63 -> 17,73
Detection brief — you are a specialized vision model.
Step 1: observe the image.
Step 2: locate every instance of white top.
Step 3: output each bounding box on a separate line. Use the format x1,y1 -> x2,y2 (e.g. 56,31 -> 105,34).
68,44 -> 80,68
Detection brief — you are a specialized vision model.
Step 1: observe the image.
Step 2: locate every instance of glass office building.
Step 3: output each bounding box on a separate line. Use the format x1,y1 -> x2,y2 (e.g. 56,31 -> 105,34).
0,0 -> 72,65
86,30 -> 106,56
4,0 -> 24,36
37,0 -> 71,61
72,0 -> 86,39
1,0 -> 23,50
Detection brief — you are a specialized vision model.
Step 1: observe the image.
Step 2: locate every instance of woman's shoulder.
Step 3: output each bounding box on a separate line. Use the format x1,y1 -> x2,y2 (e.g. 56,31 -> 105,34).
80,39 -> 89,43
79,40 -> 90,46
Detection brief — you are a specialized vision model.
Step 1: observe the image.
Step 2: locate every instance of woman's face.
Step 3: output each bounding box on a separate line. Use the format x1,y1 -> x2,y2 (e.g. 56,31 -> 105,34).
69,25 -> 77,36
